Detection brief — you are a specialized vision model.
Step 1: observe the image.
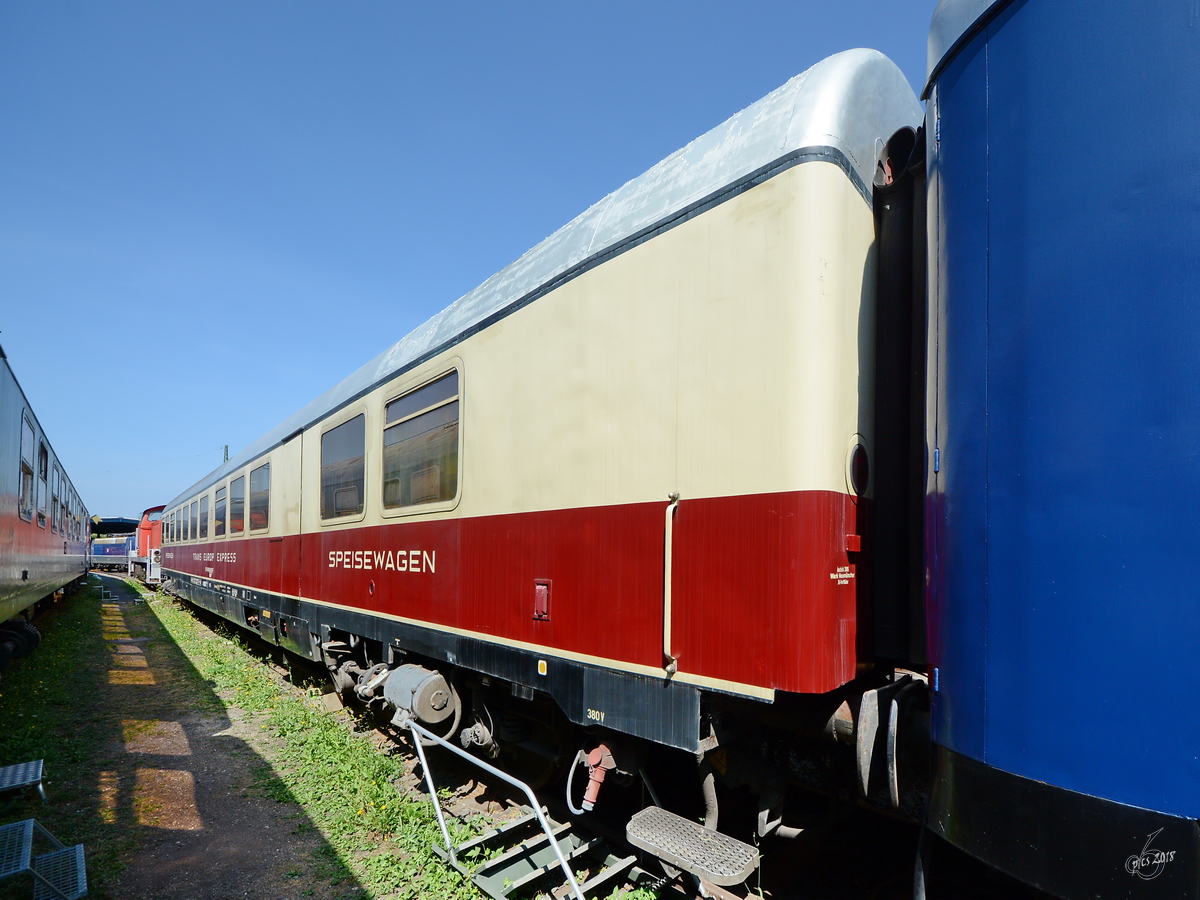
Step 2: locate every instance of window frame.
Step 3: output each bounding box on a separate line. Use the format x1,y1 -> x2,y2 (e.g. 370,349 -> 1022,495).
198,495 -> 209,540
50,465 -> 60,534
249,462 -> 270,532
18,415 -> 34,523
36,442 -> 48,527
229,475 -> 246,536
319,407 -> 368,525
213,485 -> 227,538
380,364 -> 463,519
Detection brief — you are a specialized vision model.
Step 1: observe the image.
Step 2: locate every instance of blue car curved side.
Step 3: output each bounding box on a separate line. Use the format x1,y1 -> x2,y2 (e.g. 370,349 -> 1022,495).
926,1 -> 1200,897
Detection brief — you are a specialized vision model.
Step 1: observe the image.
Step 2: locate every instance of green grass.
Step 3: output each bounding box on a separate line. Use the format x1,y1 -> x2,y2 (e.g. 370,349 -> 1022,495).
138,585 -> 483,899
0,577 -> 662,900
0,578 -> 140,896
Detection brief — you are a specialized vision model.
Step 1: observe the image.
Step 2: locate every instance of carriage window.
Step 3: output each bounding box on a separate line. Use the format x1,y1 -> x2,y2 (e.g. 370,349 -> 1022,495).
36,443 -> 48,526
383,371 -> 459,509
229,476 -> 245,534
165,511 -> 172,544
190,500 -> 199,540
214,486 -> 227,537
322,415 -> 365,519
18,417 -> 33,521
199,495 -> 209,540
51,467 -> 60,533
249,463 -> 270,530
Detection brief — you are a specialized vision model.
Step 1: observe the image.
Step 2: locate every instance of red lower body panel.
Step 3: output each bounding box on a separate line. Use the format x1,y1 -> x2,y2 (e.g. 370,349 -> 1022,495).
164,489 -> 858,695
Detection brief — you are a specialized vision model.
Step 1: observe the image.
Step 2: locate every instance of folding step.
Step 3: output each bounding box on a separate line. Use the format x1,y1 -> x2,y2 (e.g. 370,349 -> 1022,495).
572,853 -> 637,898
407,720 -> 687,900
626,806 -> 759,887
32,844 -> 87,900
471,821 -> 578,897
446,807 -> 544,859
0,760 -> 47,803
502,834 -> 606,895
0,820 -> 34,880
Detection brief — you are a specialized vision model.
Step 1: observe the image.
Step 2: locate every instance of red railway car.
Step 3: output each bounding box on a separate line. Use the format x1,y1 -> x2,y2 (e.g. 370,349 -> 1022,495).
130,505 -> 163,583
162,50 -> 930,862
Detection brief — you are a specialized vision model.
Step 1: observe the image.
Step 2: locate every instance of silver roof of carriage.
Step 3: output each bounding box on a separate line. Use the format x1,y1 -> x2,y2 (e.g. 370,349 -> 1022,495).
168,48 -> 921,507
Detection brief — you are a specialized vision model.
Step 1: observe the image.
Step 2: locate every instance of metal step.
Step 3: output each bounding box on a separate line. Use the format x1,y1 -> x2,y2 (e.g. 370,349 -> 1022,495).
626,806 -> 759,887
0,820 -> 34,880
0,760 -> 47,803
32,845 -> 87,900
408,721 -> 685,900
474,826 -> 603,897
0,820 -> 86,900
450,807 -> 543,857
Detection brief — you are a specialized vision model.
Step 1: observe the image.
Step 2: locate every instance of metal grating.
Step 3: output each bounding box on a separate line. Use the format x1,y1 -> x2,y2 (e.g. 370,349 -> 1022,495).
0,820 -> 33,879
0,760 -> 44,797
626,806 -> 759,886
32,844 -> 87,900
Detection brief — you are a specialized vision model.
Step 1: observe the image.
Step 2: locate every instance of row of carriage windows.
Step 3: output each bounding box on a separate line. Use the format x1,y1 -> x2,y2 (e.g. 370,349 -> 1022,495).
17,413 -> 85,540
165,465 -> 266,543
165,369 -> 460,543
321,369 -> 459,518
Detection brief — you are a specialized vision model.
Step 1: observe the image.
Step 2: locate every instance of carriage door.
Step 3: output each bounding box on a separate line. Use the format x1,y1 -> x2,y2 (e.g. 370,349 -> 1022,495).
275,430 -> 303,597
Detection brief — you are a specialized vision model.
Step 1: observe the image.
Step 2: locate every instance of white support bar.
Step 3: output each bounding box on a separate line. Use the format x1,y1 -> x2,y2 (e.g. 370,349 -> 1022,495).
406,720 -> 586,900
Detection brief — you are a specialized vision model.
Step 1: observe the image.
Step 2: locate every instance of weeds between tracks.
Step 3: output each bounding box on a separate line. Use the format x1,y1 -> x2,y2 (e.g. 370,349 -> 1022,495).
0,577 -> 657,900
132,581 -> 488,899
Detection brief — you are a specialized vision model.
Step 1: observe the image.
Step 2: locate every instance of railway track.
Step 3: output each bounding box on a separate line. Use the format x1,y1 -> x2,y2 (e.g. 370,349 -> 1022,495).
159,589 -> 1050,900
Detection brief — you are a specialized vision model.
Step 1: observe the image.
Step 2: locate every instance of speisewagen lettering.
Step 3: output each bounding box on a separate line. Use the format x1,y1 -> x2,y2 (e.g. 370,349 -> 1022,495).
327,549 -> 435,573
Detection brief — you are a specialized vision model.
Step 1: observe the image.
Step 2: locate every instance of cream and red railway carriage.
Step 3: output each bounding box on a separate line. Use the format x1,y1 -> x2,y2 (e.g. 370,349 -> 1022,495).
162,49 -> 923,822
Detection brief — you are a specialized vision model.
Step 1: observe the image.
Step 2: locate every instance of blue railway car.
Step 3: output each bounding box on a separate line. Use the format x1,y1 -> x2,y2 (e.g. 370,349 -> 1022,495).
90,535 -> 135,571
923,2 -> 1200,897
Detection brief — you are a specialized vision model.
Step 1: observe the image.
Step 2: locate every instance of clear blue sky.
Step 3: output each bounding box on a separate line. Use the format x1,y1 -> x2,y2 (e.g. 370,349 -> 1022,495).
1,1 -> 936,518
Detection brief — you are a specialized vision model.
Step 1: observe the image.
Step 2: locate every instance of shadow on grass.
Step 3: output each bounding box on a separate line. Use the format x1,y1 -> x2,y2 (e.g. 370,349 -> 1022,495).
0,573 -> 363,900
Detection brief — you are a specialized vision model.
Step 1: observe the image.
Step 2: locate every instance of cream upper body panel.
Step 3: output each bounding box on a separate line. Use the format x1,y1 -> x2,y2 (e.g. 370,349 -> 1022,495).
292,159 -> 874,531
168,48 -> 919,522
458,160 -> 874,518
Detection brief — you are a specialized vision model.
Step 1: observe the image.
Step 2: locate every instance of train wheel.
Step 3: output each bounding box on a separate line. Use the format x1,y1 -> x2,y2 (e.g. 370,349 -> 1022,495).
1,621 -> 41,660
